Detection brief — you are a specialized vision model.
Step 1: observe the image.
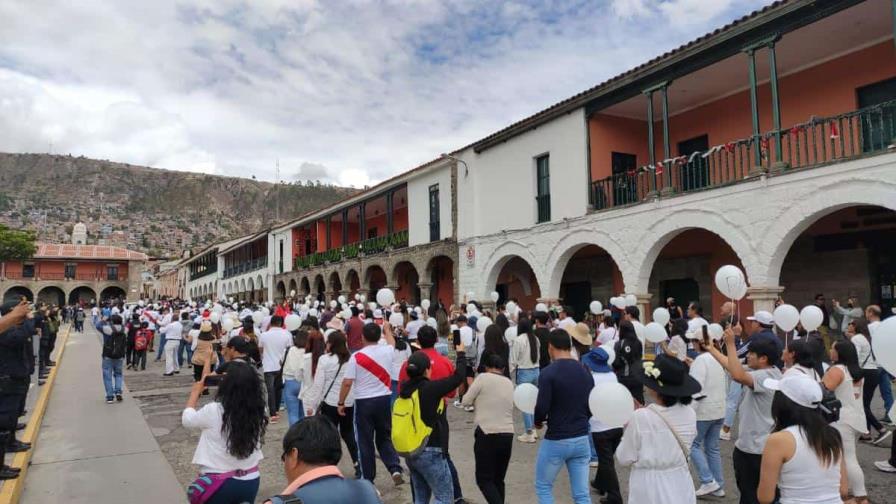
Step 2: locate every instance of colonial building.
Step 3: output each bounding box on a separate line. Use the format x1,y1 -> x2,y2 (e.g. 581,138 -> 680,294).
451,0 -> 896,320
271,157 -> 457,308
218,230 -> 270,303
0,231 -> 147,305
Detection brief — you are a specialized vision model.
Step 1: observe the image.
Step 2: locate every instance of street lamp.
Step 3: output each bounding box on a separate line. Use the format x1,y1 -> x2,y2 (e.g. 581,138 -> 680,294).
440,153 -> 469,177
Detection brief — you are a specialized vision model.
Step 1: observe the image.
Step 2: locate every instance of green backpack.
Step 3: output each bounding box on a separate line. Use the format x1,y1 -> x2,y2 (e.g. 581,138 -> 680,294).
391,389 -> 443,458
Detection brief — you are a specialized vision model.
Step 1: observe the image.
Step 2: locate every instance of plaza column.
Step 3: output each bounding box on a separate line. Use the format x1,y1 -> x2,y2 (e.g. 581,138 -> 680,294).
386,191 -> 394,236
325,216 -> 332,250
746,285 -> 785,314
635,293 -> 653,324
417,282 -> 433,304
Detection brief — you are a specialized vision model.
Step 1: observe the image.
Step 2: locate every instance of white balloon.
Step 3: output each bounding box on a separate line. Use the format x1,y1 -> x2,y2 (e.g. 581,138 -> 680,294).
600,342 -> 616,367
252,311 -> 264,324
329,300 -> 338,309
290,290 -> 296,297
426,317 -> 437,329
589,382 -> 634,428
337,295 -> 346,304
707,323 -> 724,341
513,383 -> 539,414
490,291 -> 500,303
341,309 -> 352,320
308,308 -> 319,318
368,302 -> 377,311
209,311 -> 221,324
645,322 -> 667,343
632,321 -> 646,345
466,303 -> 477,315
624,294 -> 637,307
261,307 -> 270,316
652,307 -> 670,326
313,300 -> 320,308
284,314 -> 301,331
421,299 -> 431,310
874,316 -> 896,375
799,305 -> 824,332
505,301 -> 518,316
359,294 -> 366,303
376,289 -> 395,307
611,297 -> 626,309
231,303 -> 238,310
504,326 -> 518,344
773,304 -> 800,332
535,303 -> 548,312
222,318 -> 234,332
354,293 -> 361,301
477,316 -> 493,333
714,265 -> 747,300
389,312 -> 404,327
590,301 -> 603,315
138,300 -> 145,307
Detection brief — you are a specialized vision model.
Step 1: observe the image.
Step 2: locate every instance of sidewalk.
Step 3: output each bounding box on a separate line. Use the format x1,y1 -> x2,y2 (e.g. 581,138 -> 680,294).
21,325 -> 184,503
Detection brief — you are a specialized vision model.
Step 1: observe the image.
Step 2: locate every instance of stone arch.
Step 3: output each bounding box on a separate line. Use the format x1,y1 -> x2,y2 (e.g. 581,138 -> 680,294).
276,280 -> 286,300
300,276 -> 311,295
393,261 -> 421,304
543,229 -> 632,299
760,180 -> 896,286
240,279 -> 247,294
68,285 -> 97,304
36,285 -> 66,306
256,275 -> 264,290
247,277 -> 255,293
3,285 -> 33,303
288,278 -> 298,296
313,274 -> 326,297
328,270 -> 342,294
423,255 -> 455,308
100,285 -> 127,301
629,209 -> 759,294
481,241 -> 545,301
344,269 -> 361,295
363,264 -> 388,293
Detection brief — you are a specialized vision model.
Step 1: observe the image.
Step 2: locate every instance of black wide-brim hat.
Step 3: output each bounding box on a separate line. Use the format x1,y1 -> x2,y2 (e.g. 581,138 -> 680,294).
635,354 -> 702,397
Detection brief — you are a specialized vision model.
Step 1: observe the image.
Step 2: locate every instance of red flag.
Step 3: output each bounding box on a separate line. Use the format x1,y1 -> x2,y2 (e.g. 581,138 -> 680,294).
829,121 -> 840,139
655,162 -> 664,176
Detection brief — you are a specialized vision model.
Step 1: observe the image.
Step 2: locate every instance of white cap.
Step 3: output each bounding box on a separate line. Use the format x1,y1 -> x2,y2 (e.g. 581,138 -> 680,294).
686,318 -> 708,339
747,310 -> 774,325
763,373 -> 822,409
373,309 -> 383,319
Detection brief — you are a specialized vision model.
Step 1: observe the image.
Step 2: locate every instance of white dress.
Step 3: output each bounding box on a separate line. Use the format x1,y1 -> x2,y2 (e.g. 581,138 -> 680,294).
616,403 -> 697,504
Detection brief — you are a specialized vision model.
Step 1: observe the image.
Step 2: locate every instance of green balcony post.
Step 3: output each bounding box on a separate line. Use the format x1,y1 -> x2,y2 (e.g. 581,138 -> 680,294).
386,190 -> 394,236
644,89 -> 656,194
746,47 -> 762,174
767,37 -> 784,168
325,216 -> 332,250
661,83 -> 673,193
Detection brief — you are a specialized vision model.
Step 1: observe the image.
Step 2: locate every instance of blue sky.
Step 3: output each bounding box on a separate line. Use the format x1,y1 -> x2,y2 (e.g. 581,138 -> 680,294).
0,0 -> 773,186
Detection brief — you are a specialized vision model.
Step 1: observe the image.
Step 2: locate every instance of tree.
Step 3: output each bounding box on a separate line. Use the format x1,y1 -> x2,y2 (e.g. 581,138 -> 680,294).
0,225 -> 36,262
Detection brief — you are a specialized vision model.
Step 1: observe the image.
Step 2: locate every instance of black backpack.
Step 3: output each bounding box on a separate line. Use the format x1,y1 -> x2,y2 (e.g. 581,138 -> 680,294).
103,327 -> 127,359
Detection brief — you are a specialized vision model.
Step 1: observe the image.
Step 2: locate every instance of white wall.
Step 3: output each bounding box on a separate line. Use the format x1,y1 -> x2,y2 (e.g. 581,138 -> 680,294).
456,108 -> 589,239
270,229 -> 293,274
407,165 -> 452,247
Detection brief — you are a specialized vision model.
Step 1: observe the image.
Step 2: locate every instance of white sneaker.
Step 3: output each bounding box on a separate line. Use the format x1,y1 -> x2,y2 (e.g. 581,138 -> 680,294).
517,433 -> 536,443
532,429 -> 539,439
875,460 -> 896,473
711,489 -> 726,497
464,405 -> 475,412
453,400 -> 464,409
719,429 -> 731,441
695,481 -> 721,497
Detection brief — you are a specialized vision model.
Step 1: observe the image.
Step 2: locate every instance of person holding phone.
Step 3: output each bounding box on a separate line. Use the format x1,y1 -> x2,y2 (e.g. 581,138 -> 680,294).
182,359 -> 267,504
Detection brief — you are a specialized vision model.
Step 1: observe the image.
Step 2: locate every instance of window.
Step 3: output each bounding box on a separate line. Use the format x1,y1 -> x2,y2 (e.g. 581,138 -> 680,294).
428,184 -> 440,242
107,265 -> 119,281
678,134 -> 709,191
22,263 -> 34,278
367,227 -> 378,239
278,240 -> 284,273
610,152 -> 638,206
857,77 -> 896,152
64,263 -> 76,279
535,154 -> 550,223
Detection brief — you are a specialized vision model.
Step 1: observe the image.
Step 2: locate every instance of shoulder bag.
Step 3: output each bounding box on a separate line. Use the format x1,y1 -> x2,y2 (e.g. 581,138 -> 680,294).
317,361 -> 344,415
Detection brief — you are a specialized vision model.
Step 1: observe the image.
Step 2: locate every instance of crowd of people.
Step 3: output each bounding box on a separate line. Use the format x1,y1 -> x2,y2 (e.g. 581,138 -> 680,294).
58,290 -> 896,503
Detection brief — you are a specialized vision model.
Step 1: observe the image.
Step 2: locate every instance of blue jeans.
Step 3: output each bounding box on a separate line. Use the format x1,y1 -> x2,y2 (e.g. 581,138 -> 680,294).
155,333 -> 167,361
880,369 -> 893,415
691,418 -> 724,486
102,357 -> 124,399
724,379 -> 742,428
407,447 -> 454,504
516,368 -> 540,432
534,435 -> 591,504
283,379 -> 304,426
178,339 -> 193,367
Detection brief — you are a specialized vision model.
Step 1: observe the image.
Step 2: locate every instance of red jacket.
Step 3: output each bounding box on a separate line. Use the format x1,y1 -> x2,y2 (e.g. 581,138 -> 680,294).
398,348 -> 456,399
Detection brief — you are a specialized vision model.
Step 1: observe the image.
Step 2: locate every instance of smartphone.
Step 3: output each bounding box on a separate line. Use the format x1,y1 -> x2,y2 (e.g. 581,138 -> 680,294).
203,375 -> 223,387
452,329 -> 461,347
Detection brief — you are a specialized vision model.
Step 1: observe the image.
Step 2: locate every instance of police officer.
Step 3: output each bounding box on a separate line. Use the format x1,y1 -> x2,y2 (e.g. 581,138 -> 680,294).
0,300 -> 35,479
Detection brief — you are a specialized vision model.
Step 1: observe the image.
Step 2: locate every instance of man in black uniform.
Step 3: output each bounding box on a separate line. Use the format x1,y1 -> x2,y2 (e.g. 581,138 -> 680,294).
0,300 -> 35,479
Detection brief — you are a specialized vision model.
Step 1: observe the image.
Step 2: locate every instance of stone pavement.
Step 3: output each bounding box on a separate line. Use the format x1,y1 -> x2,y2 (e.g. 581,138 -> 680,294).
21,324 -> 184,503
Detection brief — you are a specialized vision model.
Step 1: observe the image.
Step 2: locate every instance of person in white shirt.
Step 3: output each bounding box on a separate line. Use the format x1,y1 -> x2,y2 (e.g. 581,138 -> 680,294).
337,322 -> 404,485
280,330 -> 307,426
162,314 -> 183,376
596,314 -> 619,346
182,360 -> 266,504
846,319 -> 891,444
405,312 -> 425,341
689,335 -> 727,498
258,315 -> 293,423
557,306 -> 576,331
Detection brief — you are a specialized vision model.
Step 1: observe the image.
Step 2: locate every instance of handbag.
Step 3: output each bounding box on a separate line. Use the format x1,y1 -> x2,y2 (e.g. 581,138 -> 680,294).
186,466 -> 258,504
317,361 -> 344,415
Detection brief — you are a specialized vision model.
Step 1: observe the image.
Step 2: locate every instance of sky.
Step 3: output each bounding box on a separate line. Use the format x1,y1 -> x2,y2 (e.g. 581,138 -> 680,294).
0,0 -> 774,187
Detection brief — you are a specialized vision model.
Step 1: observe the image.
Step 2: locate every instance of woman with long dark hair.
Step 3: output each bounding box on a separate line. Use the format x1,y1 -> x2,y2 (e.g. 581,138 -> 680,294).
479,324 -> 510,378
303,331 -> 360,477
613,321 -> 644,404
823,340 -> 868,503
511,317 -> 539,443
846,319 -> 890,443
302,317 -> 326,377
182,360 -> 267,503
758,373 -> 846,504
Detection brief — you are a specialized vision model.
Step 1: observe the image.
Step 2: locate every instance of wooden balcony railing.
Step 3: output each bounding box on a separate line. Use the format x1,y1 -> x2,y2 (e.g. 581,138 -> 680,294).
591,100 -> 896,210
294,229 -> 409,270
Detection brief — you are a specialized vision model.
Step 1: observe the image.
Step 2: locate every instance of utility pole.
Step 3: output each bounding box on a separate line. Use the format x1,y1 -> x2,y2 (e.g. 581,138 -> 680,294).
275,158 -> 280,222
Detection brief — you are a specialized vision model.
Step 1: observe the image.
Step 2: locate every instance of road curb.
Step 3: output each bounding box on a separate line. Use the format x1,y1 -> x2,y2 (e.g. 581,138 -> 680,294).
0,324 -> 73,504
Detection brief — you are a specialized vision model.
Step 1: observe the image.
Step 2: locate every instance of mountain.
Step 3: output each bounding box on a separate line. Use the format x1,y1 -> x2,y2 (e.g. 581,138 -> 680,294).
0,152 -> 359,257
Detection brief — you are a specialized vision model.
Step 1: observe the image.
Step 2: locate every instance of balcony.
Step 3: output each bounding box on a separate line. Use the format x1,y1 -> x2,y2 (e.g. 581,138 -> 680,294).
294,229 -> 409,270
222,256 -> 268,279
189,267 -> 217,282
590,100 -> 896,210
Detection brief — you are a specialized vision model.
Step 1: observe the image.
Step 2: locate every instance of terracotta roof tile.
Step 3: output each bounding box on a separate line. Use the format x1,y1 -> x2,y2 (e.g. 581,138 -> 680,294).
34,243 -> 148,261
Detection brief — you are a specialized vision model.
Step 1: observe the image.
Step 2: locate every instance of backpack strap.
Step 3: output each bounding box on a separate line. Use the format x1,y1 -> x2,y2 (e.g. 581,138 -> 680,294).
267,496 -> 303,504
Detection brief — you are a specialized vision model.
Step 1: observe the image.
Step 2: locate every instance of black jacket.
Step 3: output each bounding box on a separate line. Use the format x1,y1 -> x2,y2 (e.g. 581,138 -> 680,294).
0,324 -> 33,379
399,352 -> 466,453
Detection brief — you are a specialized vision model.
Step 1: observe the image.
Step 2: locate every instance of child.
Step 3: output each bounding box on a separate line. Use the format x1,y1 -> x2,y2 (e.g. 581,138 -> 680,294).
133,322 -> 154,371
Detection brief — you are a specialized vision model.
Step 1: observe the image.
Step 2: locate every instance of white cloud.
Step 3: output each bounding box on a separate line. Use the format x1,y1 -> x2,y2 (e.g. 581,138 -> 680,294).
0,0 -> 774,185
